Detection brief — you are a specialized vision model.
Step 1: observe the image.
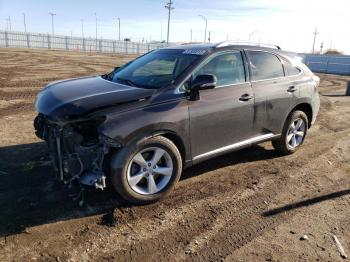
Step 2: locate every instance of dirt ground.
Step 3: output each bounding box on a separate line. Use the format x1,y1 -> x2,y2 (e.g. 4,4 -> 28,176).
0,48 -> 350,262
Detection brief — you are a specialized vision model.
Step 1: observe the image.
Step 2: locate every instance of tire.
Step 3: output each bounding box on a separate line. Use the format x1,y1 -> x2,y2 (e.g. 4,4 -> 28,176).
272,110 -> 308,155
110,136 -> 182,204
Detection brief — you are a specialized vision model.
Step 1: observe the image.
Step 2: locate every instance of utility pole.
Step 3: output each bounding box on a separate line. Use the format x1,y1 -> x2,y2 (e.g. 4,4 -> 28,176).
311,28 -> 319,54
48,12 -> 56,35
198,15 -> 207,43
208,31 -> 211,43
23,13 -> 27,33
94,13 -> 98,44
81,19 -> 84,38
164,0 -> 174,45
320,42 -> 324,54
117,17 -> 121,41
5,18 -> 9,31
248,30 -> 257,42
8,16 -> 12,31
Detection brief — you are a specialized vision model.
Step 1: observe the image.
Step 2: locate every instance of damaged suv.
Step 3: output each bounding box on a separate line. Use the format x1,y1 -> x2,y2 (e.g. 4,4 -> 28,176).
34,42 -> 320,204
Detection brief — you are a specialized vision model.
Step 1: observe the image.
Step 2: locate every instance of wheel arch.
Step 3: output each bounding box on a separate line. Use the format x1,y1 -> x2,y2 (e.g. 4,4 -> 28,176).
152,130 -> 187,165
290,103 -> 313,128
109,125 -> 190,169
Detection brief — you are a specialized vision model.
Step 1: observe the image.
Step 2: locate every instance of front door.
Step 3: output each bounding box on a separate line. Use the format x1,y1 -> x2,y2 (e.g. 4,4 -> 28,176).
188,51 -> 254,160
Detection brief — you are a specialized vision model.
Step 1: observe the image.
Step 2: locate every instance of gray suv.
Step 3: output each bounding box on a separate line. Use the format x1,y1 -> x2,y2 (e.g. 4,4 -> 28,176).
34,42 -> 320,204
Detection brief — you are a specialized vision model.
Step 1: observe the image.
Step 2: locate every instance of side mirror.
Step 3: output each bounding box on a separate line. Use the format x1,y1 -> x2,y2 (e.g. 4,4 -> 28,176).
189,74 -> 217,101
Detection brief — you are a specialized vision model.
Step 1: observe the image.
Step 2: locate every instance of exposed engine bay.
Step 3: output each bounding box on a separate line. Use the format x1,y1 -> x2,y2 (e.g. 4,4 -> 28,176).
34,113 -> 120,202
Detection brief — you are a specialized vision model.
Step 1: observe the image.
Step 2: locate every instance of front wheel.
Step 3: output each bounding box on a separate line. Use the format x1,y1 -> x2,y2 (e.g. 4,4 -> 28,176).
111,136 -> 182,204
272,110 -> 308,155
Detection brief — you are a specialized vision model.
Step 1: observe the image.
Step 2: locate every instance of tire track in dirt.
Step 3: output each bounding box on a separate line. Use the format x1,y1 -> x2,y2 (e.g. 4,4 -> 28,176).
68,183 -> 279,262
0,103 -> 34,117
185,135 -> 350,261
0,90 -> 38,100
0,78 -> 61,88
175,190 -> 282,261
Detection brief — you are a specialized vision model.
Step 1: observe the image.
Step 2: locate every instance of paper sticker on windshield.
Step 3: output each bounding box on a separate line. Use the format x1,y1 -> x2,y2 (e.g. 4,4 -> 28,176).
182,49 -> 207,55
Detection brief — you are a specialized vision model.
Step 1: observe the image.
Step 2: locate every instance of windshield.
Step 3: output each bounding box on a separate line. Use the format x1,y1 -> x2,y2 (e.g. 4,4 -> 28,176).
111,49 -> 203,89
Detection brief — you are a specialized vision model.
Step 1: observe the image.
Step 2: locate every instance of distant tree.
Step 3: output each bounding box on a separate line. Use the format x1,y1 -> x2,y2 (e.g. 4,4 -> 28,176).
324,49 -> 343,55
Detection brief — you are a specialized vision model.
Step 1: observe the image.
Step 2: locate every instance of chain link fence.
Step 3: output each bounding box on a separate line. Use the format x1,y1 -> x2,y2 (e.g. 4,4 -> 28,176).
0,30 -> 168,55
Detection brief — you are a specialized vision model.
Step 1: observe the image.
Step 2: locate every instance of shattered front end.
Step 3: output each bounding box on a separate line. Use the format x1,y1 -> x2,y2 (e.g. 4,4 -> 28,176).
34,113 -> 119,191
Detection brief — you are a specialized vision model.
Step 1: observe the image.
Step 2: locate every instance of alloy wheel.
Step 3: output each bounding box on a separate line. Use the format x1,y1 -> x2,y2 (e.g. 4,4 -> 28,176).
127,147 -> 173,195
286,118 -> 305,149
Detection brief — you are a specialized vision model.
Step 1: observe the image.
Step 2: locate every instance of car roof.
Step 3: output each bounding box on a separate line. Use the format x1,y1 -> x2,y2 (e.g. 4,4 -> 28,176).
162,43 -> 216,50
163,41 -> 280,51
161,42 -> 299,62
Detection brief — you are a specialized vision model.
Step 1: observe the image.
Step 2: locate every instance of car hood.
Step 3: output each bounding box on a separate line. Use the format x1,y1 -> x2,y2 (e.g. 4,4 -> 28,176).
35,76 -> 155,120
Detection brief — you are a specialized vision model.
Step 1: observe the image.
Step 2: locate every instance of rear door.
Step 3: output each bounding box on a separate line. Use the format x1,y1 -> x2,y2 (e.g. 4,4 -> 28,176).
188,51 -> 254,160
246,50 -> 294,135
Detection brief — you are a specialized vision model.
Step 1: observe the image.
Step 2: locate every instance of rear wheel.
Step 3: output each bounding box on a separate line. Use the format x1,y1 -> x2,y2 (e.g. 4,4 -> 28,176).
272,110 -> 308,155
111,136 -> 182,204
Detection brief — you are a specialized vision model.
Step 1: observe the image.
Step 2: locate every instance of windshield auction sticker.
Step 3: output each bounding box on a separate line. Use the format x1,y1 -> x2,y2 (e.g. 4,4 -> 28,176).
182,49 -> 207,55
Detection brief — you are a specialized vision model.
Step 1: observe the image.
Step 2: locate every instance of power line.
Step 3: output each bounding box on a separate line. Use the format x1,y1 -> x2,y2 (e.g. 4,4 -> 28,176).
164,0 -> 174,44
311,28 -> 319,54
48,12 -> 56,35
198,14 -> 207,43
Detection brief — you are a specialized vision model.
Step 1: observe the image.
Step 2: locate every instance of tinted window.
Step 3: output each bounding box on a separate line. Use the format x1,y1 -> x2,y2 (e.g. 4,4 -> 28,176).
111,49 -> 201,89
283,62 -> 301,76
194,52 -> 245,86
248,51 -> 284,81
133,59 -> 176,77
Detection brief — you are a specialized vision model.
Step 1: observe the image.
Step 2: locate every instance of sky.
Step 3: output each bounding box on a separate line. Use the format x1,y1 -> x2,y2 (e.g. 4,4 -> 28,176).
0,0 -> 349,54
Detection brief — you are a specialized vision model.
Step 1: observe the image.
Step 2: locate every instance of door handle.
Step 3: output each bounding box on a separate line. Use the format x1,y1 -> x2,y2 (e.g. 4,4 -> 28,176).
239,93 -> 254,101
287,86 -> 297,93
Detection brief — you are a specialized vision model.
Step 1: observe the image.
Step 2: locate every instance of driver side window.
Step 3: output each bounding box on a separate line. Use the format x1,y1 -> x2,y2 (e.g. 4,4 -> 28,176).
179,51 -> 246,93
194,51 -> 245,87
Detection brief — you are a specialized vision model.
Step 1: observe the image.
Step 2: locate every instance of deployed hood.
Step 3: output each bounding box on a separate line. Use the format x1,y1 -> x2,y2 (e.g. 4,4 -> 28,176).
35,76 -> 155,120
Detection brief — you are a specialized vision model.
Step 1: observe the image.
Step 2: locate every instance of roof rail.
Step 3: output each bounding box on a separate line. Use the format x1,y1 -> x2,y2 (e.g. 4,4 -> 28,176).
215,41 -> 281,50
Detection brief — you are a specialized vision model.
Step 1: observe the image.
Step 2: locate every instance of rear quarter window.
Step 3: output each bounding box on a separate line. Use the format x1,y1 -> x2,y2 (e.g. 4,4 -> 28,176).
283,62 -> 301,76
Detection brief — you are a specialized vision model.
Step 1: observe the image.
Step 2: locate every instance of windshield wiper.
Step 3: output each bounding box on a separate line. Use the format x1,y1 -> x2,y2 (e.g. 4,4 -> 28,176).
116,77 -> 140,87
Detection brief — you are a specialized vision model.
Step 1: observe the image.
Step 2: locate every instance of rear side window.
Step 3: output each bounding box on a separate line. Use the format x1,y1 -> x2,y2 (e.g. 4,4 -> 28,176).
283,62 -> 301,76
247,51 -> 284,81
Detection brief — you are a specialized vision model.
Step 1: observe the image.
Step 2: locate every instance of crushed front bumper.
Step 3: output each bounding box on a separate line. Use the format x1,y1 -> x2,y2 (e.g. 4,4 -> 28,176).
34,113 -> 119,189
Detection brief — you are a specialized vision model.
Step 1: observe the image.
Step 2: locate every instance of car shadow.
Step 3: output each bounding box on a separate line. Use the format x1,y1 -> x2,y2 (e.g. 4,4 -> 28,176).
262,188 -> 350,217
0,141 -> 280,237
